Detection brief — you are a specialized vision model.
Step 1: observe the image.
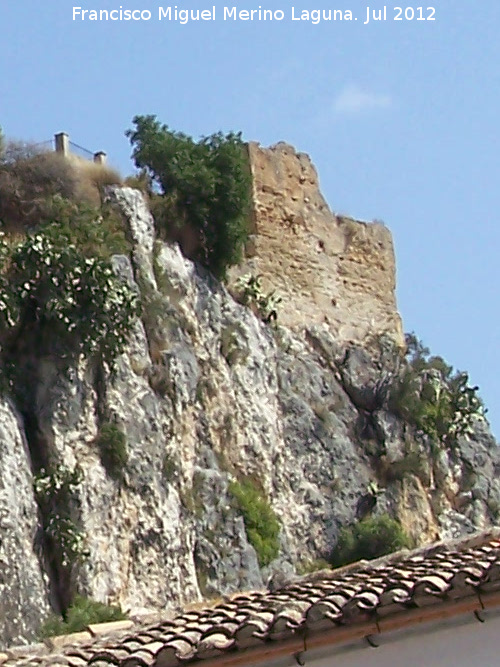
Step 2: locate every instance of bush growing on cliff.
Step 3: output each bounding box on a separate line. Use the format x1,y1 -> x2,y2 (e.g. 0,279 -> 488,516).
40,196 -> 130,259
331,515 -> 411,568
96,422 -> 128,481
39,596 -> 126,638
229,478 -> 280,567
234,273 -> 282,323
126,114 -> 251,279
0,231 -> 138,374
33,466 -> 87,572
389,333 -> 486,449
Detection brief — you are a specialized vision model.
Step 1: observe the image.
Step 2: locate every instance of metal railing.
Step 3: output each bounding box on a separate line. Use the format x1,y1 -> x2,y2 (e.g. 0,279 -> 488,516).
32,139 -> 55,151
68,140 -> 94,160
54,132 -> 107,164
1,134 -> 107,165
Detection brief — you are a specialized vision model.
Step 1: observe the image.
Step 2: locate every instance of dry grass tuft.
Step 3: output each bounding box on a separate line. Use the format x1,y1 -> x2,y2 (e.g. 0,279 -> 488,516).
75,161 -> 122,205
124,169 -> 151,195
0,141 -> 124,230
0,146 -> 80,232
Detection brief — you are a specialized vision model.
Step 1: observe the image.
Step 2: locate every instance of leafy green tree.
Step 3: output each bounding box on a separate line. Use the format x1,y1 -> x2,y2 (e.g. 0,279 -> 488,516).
126,115 -> 251,279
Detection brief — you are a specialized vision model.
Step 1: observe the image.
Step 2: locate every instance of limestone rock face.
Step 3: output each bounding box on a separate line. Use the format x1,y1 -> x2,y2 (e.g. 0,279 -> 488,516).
0,177 -> 498,648
0,399 -> 50,645
229,142 -> 404,349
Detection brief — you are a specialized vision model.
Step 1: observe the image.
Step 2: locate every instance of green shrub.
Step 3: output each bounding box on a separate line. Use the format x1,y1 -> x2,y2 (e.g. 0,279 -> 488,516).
0,230 -> 138,374
234,273 -> 282,323
96,423 -> 128,480
126,115 -> 252,279
39,595 -> 126,638
331,515 -> 411,568
229,478 -> 280,567
33,466 -> 87,570
39,196 -> 130,259
389,333 -> 486,450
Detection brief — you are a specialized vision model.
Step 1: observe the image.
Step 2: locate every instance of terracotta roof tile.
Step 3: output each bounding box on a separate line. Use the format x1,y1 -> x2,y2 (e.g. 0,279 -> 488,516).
6,530 -> 500,666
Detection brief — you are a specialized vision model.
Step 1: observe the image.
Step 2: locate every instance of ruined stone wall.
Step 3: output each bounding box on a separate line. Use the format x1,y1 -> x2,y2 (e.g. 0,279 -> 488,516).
230,142 -> 404,349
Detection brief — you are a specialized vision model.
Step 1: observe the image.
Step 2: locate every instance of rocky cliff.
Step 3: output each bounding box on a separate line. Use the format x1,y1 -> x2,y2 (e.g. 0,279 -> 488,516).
0,155 -> 498,648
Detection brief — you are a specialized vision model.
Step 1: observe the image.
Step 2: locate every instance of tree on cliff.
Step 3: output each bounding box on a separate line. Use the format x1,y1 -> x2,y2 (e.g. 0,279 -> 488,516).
126,115 -> 252,279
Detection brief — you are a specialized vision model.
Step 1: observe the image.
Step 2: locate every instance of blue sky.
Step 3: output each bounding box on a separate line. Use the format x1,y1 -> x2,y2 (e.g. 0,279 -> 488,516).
1,1 -> 499,435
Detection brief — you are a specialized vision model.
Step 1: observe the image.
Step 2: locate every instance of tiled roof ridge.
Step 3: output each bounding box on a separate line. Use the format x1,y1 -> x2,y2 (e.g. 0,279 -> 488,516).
4,529 -> 500,667
304,527 -> 500,581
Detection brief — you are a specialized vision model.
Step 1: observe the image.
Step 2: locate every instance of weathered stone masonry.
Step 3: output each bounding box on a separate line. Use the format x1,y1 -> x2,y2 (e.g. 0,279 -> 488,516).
230,142 -> 404,349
